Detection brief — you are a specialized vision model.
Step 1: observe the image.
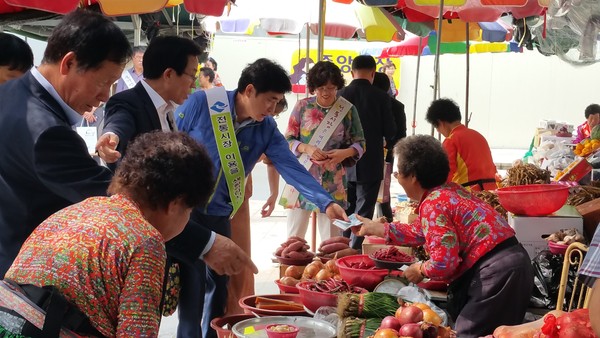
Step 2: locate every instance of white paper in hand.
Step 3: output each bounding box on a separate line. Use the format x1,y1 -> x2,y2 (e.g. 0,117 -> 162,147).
333,213 -> 363,231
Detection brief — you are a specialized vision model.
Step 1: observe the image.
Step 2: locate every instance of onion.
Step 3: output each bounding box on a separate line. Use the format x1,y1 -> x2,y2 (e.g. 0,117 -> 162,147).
396,305 -> 424,325
284,265 -> 303,279
315,269 -> 332,281
399,323 -> 423,338
302,264 -> 320,279
380,316 -> 401,331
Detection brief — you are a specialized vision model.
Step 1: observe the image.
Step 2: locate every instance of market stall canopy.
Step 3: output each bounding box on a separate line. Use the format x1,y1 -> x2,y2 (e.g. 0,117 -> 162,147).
0,0 -> 227,16
398,0 -> 545,22
205,0 -> 404,42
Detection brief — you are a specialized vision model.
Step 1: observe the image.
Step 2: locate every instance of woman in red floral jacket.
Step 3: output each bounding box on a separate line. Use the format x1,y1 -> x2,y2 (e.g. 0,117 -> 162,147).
358,135 -> 533,338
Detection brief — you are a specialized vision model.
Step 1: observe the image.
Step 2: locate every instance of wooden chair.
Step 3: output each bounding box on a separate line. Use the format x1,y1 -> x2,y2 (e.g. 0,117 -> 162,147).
556,242 -> 592,311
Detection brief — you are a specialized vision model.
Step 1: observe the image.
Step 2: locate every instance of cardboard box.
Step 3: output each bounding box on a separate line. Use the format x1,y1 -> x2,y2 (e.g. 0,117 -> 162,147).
361,236 -> 413,256
508,205 -> 583,259
554,158 -> 592,182
575,198 -> 600,239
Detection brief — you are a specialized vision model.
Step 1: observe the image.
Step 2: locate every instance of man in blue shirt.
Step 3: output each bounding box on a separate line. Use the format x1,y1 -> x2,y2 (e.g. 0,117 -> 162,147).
172,58 -> 348,338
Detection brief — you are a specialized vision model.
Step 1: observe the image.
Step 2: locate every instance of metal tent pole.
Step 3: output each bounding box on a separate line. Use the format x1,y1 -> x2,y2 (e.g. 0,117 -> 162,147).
465,22 -> 470,127
412,37 -> 423,135
431,0 -> 444,136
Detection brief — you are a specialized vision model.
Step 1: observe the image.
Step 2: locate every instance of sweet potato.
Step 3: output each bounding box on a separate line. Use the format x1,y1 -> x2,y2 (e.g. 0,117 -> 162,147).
325,247 -> 358,258
319,236 -> 350,250
281,241 -> 304,256
288,236 -> 307,243
320,242 -> 350,254
287,250 -> 314,259
275,246 -> 284,256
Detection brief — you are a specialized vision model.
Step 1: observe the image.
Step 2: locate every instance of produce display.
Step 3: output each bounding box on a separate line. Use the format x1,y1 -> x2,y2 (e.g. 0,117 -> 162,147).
316,236 -> 358,259
502,164 -> 551,187
274,236 -> 314,260
566,183 -> 600,206
300,278 -> 364,294
371,246 -> 415,263
340,317 -> 382,338
545,228 -> 586,246
276,256 -> 342,290
573,138 -> 600,157
490,309 -> 596,338
473,190 -> 508,219
338,292 -> 400,318
254,296 -> 304,312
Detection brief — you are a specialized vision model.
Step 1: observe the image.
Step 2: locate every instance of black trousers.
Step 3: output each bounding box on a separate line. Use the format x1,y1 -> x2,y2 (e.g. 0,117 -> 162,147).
171,213 -> 231,338
343,180 -> 381,250
450,240 -> 534,338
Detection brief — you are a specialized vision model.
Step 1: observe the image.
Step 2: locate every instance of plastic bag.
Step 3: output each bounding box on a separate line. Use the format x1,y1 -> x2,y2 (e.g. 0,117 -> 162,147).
314,306 -> 339,328
530,250 -> 564,309
397,286 -> 448,326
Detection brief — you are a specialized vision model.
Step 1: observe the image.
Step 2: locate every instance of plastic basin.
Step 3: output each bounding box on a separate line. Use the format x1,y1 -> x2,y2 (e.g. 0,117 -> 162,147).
295,280 -> 368,313
238,294 -> 308,317
274,279 -> 300,294
548,241 -> 569,255
265,324 -> 299,338
335,254 -> 390,291
210,314 -> 255,338
496,184 -> 569,216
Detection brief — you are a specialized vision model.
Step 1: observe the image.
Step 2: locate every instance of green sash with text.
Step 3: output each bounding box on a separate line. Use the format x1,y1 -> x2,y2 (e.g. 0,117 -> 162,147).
206,87 -> 245,218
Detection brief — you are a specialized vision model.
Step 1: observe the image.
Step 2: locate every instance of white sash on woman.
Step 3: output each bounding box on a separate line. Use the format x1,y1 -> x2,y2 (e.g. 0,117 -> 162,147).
279,97 -> 353,209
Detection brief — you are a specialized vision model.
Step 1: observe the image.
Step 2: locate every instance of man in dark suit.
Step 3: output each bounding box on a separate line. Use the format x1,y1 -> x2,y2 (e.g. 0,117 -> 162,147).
339,55 -> 396,250
97,36 -> 202,168
0,10 -> 131,277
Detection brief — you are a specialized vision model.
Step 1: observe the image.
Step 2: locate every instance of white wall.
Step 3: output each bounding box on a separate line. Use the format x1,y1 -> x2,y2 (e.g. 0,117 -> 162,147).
209,35 -> 600,149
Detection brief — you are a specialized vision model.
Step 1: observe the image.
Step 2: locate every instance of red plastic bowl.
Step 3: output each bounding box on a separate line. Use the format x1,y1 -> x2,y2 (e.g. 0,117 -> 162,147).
238,294 -> 308,317
548,241 -> 569,255
496,184 -> 569,216
274,279 -> 300,294
210,314 -> 255,338
335,254 -> 390,291
265,324 -> 300,338
295,280 -> 367,313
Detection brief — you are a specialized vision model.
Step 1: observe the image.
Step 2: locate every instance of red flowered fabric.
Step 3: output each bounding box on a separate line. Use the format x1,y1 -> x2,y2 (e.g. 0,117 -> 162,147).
5,195 -> 166,338
385,183 -> 515,281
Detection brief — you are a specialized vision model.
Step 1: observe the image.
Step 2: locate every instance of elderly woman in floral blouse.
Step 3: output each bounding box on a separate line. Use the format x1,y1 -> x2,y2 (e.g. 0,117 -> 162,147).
358,135 -> 533,338
1,132 -> 215,337
284,61 -> 365,242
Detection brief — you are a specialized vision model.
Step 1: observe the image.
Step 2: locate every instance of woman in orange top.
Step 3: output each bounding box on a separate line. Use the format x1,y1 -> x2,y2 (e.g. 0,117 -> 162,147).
425,98 -> 497,191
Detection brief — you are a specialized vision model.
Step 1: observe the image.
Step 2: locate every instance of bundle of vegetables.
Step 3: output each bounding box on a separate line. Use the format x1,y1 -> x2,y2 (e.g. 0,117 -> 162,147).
302,278 -> 364,294
502,164 -> 551,187
566,185 -> 600,206
338,292 -> 400,318
339,317 -> 381,338
254,296 -> 304,311
371,246 -> 415,263
473,190 -> 507,219
316,236 -> 358,259
274,236 -> 314,260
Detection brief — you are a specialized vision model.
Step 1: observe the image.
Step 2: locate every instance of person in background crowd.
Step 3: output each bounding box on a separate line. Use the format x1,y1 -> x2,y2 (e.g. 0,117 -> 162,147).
225,97 -> 287,316
1,132 -> 215,337
97,36 -> 202,170
574,104 -> 600,143
358,135 -> 534,338
115,46 -> 145,93
425,98 -> 497,191
339,55 -> 396,250
578,225 -> 600,336
205,56 -> 223,87
198,66 -> 215,90
172,58 -> 348,338
0,9 -> 131,277
0,32 -> 33,84
284,61 -> 365,242
380,60 -> 398,97
372,72 -> 406,222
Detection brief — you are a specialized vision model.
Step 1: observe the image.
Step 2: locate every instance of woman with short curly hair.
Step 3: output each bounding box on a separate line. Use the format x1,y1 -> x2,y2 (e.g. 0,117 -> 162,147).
358,135 -> 533,338
284,61 -> 365,242
2,132 -> 215,337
